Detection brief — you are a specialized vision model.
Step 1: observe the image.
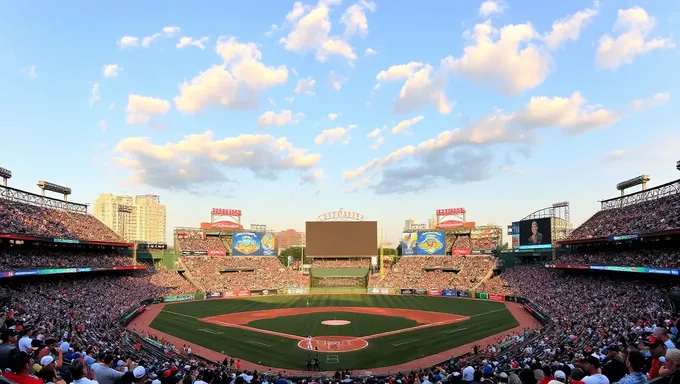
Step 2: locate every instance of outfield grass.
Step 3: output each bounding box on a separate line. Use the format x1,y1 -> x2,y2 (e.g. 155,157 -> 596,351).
149,295 -> 517,371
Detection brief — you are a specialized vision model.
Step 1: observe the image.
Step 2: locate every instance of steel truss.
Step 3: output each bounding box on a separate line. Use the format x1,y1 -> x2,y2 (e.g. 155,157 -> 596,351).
0,185 -> 87,214
601,179 -> 680,210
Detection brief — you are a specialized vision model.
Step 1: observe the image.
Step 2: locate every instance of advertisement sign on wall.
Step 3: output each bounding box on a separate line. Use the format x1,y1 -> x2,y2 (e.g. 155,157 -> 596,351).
285,288 -> 310,295
236,290 -> 251,297
441,289 -> 458,297
207,249 -> 227,257
489,294 -> 505,302
451,248 -> 471,256
368,288 -> 389,294
206,292 -> 222,299
428,290 -> 441,296
416,231 -> 445,255
401,232 -> 417,256
164,295 -> 193,302
250,289 -> 277,296
232,232 -> 262,256
414,289 -> 428,295
400,289 -> 414,295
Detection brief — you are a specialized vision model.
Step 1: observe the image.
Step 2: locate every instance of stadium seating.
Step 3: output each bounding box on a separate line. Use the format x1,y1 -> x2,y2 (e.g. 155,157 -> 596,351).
0,199 -> 125,243
181,256 -> 309,291
568,193 -> 680,240
0,248 -> 131,270
557,245 -> 680,268
177,236 -> 226,252
369,256 -> 496,290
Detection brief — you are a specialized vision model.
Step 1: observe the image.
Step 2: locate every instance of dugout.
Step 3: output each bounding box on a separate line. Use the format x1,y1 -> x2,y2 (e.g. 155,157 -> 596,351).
310,267 -> 368,294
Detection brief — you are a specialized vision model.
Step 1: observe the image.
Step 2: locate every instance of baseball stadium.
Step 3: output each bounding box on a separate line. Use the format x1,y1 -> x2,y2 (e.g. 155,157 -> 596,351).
1,168 -> 680,384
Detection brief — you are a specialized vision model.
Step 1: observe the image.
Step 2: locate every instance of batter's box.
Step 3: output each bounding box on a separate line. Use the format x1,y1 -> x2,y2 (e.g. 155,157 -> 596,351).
326,355 -> 339,364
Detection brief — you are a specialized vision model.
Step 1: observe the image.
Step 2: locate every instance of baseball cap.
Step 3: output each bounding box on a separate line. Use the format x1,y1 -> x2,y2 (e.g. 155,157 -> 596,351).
133,366 -> 146,379
584,356 -> 600,368
40,356 -> 54,366
554,371 -> 566,380
645,336 -> 665,348
607,345 -> 621,352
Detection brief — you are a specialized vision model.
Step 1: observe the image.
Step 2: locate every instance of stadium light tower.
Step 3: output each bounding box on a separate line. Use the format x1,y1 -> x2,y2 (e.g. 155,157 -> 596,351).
616,174 -> 650,197
0,167 -> 11,186
37,180 -> 72,201
676,160 -> 680,171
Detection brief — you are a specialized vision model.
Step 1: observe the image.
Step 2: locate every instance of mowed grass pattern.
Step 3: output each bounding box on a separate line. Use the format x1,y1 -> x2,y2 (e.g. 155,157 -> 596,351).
150,295 -> 518,370
248,312 -> 420,337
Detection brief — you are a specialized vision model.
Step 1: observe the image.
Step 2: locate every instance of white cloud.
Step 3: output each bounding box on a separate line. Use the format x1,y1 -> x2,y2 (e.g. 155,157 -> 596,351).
177,36 -> 210,50
113,131 -> 321,191
285,97 -> 295,104
544,7 -> 599,51
328,113 -> 339,121
294,76 -> 316,95
391,115 -> 425,135
369,136 -> 385,151
329,70 -> 347,91
446,20 -> 551,95
103,64 -> 122,77
280,1 -> 357,63
367,127 -> 382,138
342,91 -> 663,192
596,6 -> 675,69
98,120 -> 108,132
629,91 -> 670,112
174,36 -> 288,113
126,94 -> 171,125
340,0 -> 376,38
265,24 -> 279,37
257,110 -> 298,127
118,36 -> 139,49
376,61 -> 454,114
89,83 -> 100,106
20,65 -> 37,78
118,26 -> 181,49
365,48 -> 377,56
314,124 -> 357,145
479,1 -> 504,17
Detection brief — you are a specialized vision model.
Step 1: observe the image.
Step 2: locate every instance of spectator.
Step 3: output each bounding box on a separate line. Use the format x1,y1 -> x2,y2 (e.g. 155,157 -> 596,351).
614,351 -> 646,384
3,351 -> 42,384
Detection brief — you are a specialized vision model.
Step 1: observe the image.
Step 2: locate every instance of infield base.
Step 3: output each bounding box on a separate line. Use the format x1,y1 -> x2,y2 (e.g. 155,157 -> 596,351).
297,336 -> 368,353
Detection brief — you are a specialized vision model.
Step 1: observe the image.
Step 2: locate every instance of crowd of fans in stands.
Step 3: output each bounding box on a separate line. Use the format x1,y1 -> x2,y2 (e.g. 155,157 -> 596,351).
369,256 -> 496,291
568,193 -> 680,240
0,200 -> 125,243
311,259 -> 371,268
557,246 -> 680,269
0,247 -> 131,271
177,237 -> 226,253
314,277 -> 365,287
181,256 -> 309,292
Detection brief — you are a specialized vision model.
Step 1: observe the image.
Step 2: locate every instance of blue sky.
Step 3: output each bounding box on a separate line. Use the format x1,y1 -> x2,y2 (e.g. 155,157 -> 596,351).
1,0 -> 678,245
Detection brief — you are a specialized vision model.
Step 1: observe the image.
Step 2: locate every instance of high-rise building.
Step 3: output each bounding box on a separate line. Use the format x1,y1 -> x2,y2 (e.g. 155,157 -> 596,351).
93,193 -> 167,243
404,218 -> 415,230
276,229 -> 306,250
428,217 -> 437,230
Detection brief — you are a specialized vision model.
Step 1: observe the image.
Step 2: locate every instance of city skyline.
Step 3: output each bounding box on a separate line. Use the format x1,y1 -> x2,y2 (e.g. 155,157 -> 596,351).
1,0 -> 678,246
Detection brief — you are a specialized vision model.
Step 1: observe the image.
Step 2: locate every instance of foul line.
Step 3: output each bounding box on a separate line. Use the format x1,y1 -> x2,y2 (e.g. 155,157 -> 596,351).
246,340 -> 271,347
443,327 -> 469,334
392,339 -> 420,347
198,328 -> 223,334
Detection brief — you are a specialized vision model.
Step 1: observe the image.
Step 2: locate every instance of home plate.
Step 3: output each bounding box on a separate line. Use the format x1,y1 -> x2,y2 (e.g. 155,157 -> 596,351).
321,320 -> 351,326
297,336 -> 368,353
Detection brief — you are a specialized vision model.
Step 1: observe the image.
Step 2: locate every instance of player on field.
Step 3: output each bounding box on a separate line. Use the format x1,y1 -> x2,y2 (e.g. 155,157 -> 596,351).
306,299 -> 310,307
306,333 -> 313,349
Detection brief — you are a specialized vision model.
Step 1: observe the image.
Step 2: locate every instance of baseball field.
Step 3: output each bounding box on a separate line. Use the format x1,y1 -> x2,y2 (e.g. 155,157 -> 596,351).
139,294 -> 523,372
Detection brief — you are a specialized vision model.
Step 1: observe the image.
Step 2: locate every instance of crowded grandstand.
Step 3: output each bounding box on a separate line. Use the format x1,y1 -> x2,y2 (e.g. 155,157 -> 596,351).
0,174 -> 679,384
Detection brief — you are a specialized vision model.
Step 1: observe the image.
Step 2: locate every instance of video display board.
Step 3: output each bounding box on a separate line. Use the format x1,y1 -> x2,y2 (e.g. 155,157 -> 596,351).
401,231 -> 446,256
518,218 -> 552,249
231,232 -> 277,256
306,221 -> 378,257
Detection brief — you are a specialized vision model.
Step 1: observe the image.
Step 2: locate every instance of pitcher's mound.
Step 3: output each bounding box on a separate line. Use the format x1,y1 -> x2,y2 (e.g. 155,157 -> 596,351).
321,320 -> 351,326
297,336 -> 368,353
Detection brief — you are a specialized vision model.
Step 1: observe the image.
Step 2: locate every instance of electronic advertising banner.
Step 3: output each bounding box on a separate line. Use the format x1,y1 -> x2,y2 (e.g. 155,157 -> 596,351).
207,249 -> 227,257
416,231 -> 445,255
232,232 -> 263,256
260,232 -> 277,256
250,289 -> 278,296
518,218 -> 552,250
401,232 -> 417,256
